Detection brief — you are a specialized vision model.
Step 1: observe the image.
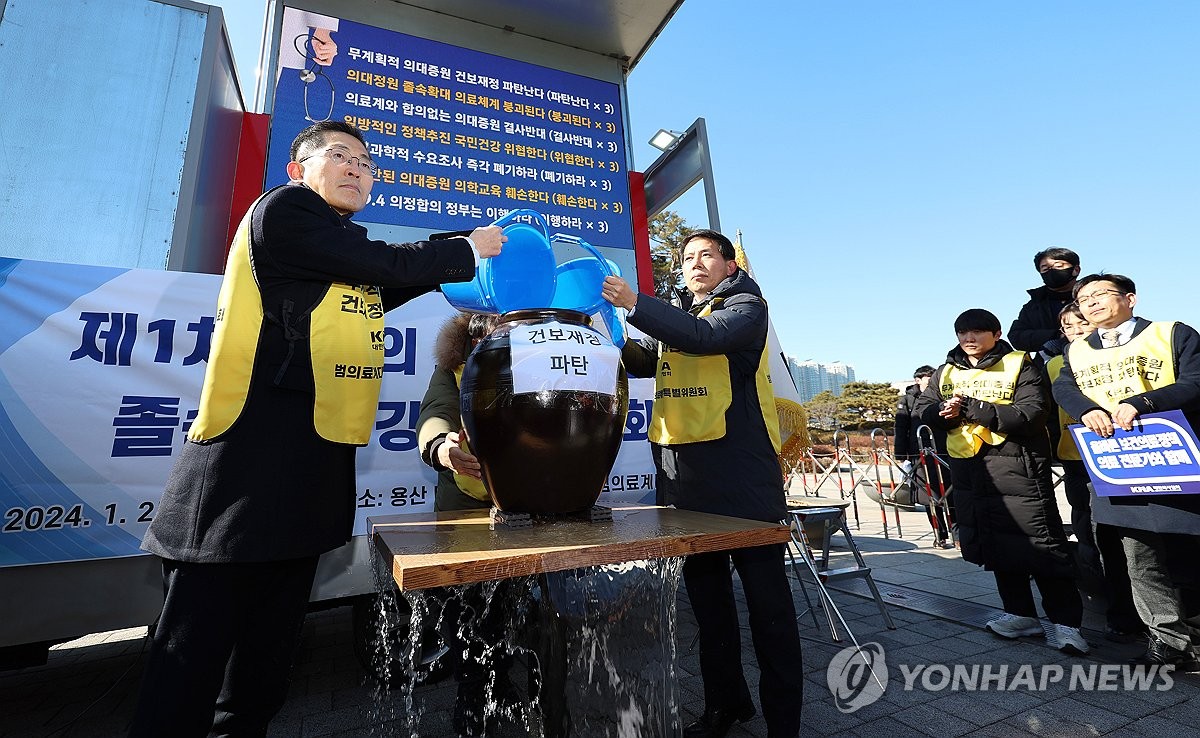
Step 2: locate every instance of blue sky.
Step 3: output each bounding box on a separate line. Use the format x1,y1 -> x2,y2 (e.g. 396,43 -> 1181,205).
214,0 -> 1198,383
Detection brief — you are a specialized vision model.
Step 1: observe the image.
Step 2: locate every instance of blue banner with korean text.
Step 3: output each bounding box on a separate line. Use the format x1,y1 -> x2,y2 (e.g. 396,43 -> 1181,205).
0,257 -> 655,567
1070,410 -> 1200,497
268,7 -> 632,247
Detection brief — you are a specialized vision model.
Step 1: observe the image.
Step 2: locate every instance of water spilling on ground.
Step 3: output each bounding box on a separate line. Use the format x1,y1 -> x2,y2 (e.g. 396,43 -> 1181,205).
534,557 -> 684,737
363,545 -> 684,736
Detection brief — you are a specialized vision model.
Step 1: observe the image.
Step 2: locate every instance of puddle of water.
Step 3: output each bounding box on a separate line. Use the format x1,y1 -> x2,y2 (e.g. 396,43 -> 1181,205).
534,558 -> 683,738
366,546 -> 684,737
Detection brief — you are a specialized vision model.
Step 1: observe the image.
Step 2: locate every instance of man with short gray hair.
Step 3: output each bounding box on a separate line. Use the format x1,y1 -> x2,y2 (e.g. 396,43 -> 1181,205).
131,121 -> 505,735
1053,274 -> 1200,669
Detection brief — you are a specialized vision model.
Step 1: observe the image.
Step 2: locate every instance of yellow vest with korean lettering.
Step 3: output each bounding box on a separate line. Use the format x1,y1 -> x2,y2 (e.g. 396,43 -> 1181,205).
648,298 -> 782,451
939,351 -> 1025,458
451,366 -> 491,502
1046,354 -> 1081,461
189,194 -> 386,445
1065,322 -> 1176,411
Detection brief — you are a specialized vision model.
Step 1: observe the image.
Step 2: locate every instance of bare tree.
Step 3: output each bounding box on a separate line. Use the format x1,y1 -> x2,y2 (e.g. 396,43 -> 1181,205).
647,210 -> 693,300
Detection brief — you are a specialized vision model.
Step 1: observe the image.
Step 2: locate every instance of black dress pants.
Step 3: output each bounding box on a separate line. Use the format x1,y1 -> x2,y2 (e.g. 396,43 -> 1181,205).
129,556 -> 320,738
1095,522 -> 1142,632
1061,461 -> 1095,551
993,569 -> 1082,628
683,543 -> 804,738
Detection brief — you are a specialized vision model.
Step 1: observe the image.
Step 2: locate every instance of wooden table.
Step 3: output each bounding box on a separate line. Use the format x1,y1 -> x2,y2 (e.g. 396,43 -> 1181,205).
369,505 -> 792,737
371,505 -> 791,590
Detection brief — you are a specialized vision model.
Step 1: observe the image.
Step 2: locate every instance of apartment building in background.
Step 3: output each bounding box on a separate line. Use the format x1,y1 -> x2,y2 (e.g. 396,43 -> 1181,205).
787,358 -> 856,402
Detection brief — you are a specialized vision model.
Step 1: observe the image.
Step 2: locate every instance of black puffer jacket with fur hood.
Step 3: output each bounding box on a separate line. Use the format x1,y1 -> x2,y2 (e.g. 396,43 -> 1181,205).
416,314 -> 491,511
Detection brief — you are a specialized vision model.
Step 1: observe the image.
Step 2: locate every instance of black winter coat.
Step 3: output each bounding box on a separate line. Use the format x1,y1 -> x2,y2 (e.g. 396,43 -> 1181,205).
916,341 -> 1073,575
1052,317 -> 1200,535
1009,285 -> 1075,354
416,314 -> 491,512
894,384 -> 947,460
143,184 -> 476,563
621,269 -> 786,524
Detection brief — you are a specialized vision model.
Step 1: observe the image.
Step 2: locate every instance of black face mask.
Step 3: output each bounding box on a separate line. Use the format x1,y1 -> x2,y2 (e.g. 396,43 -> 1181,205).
1041,266 -> 1076,289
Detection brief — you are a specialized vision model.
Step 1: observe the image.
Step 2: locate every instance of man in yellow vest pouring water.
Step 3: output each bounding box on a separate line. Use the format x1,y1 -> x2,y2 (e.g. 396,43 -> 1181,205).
601,229 -> 803,738
916,309 -> 1086,655
131,121 -> 505,736
1052,274 -> 1200,670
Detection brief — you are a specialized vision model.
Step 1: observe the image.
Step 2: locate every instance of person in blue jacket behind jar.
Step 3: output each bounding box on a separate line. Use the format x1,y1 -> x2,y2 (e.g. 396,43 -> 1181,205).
601,229 -> 803,738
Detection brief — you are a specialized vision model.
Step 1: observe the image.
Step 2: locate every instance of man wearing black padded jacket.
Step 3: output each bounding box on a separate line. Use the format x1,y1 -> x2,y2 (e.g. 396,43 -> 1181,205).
601,229 -> 803,738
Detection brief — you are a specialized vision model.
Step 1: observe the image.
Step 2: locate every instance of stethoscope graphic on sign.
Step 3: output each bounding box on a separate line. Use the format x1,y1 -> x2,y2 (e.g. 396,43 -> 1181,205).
295,31 -> 334,122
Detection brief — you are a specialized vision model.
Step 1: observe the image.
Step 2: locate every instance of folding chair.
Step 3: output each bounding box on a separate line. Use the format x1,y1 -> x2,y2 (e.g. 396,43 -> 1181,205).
786,506 -> 896,643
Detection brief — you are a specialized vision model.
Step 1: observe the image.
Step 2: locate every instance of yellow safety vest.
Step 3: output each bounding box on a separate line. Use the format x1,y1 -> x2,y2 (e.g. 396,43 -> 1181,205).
939,351 -> 1025,458
1046,354 -> 1080,461
1065,322 -> 1177,411
451,366 -> 491,502
647,298 -> 782,451
189,193 -> 386,445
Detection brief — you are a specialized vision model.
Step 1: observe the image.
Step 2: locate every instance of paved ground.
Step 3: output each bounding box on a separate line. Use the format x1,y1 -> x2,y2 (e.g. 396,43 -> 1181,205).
3,484 -> 1199,737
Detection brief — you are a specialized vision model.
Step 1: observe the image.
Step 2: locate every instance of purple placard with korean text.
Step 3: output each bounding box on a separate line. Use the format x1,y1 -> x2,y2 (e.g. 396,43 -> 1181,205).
1070,410 -> 1200,496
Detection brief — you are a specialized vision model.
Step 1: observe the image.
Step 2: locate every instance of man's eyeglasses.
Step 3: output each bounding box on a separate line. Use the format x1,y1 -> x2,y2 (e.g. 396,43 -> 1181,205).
299,148 -> 378,176
1072,289 -> 1128,307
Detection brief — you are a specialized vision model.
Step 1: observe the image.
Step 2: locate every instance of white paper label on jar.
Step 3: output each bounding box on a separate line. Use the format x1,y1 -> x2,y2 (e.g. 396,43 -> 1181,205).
509,320 -> 621,395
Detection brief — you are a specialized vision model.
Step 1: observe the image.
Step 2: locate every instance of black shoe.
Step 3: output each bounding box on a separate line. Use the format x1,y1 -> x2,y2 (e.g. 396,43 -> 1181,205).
454,675 -> 515,736
453,656 -> 520,735
1129,637 -> 1200,670
683,704 -> 756,738
1104,625 -> 1146,644
453,686 -> 487,737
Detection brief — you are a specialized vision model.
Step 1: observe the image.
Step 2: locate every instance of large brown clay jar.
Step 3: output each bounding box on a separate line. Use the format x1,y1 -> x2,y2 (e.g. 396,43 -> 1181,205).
460,309 -> 628,514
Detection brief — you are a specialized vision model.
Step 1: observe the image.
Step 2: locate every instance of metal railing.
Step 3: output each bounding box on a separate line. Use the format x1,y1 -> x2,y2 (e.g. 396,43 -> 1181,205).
915,424 -> 955,548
